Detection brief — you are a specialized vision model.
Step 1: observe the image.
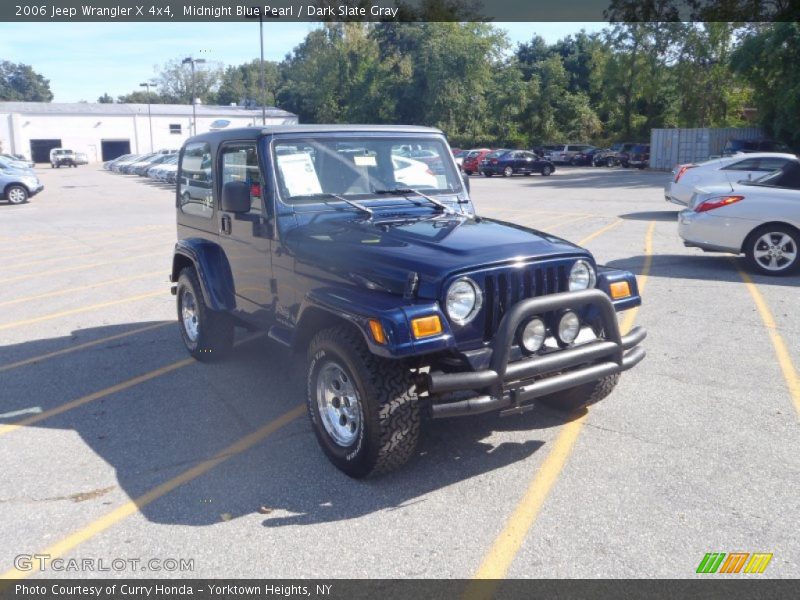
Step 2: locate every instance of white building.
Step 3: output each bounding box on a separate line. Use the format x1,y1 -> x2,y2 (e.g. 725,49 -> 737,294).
0,102 -> 298,163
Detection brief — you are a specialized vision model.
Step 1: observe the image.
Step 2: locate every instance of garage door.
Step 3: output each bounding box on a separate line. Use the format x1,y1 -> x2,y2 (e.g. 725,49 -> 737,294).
30,139 -> 62,164
101,140 -> 131,161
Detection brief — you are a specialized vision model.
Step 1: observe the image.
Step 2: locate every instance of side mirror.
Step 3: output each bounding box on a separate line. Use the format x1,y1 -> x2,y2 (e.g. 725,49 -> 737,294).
221,181 -> 251,213
461,171 -> 471,194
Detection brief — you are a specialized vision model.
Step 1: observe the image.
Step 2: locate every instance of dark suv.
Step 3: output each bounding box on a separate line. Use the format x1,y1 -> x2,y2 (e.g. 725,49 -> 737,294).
171,125 -> 646,478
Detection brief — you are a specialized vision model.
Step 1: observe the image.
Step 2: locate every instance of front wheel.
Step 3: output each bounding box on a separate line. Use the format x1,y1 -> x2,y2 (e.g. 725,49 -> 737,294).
606,157 -> 615,167
745,225 -> 799,275
176,267 -> 234,360
541,165 -> 552,176
537,374 -> 619,413
482,171 -> 493,177
5,185 -> 28,204
503,166 -> 513,177
307,326 -> 420,478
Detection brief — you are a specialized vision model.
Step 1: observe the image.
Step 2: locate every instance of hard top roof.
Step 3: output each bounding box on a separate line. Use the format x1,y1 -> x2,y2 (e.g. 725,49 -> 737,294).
187,124 -> 444,145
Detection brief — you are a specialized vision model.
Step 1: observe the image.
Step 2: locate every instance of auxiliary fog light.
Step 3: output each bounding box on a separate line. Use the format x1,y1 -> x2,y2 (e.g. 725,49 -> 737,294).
557,311 -> 581,345
520,318 -> 546,353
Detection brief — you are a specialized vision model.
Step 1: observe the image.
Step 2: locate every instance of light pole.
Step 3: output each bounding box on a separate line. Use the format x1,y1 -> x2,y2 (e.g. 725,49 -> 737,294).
139,81 -> 157,152
245,6 -> 274,125
182,57 -> 206,136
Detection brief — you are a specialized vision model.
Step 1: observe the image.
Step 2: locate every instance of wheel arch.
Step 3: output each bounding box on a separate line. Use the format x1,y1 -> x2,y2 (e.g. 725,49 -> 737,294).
293,306 -> 364,353
172,238 -> 236,311
4,182 -> 29,197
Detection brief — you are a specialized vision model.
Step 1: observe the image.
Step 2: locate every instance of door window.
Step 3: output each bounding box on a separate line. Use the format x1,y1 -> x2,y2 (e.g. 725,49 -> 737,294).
179,142 -> 213,219
220,142 -> 262,215
723,158 -> 760,171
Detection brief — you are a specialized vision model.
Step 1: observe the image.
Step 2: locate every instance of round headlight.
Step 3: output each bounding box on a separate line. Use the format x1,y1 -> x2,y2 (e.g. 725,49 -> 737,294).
557,311 -> 581,344
569,260 -> 596,291
520,318 -> 546,354
445,277 -> 482,325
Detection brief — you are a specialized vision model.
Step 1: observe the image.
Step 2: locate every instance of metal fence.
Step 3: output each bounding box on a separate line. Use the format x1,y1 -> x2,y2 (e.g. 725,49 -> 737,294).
649,127 -> 764,170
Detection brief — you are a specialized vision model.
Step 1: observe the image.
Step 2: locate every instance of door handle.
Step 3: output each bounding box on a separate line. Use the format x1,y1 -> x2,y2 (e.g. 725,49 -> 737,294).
221,214 -> 231,235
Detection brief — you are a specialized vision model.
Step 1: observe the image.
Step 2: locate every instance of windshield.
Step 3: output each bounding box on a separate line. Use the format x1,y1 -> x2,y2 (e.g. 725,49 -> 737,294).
272,136 -> 462,203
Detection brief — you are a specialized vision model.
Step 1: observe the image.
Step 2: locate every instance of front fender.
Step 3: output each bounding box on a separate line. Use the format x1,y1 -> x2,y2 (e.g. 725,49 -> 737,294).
172,238 -> 235,311
297,287 -> 456,359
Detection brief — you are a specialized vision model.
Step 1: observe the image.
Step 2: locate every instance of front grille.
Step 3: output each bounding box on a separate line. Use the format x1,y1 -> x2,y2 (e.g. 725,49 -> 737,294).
481,263 -> 569,341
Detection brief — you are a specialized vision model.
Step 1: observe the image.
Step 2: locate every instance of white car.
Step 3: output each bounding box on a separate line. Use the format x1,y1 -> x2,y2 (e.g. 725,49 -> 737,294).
678,160 -> 800,275
392,156 -> 438,189
666,152 -> 796,206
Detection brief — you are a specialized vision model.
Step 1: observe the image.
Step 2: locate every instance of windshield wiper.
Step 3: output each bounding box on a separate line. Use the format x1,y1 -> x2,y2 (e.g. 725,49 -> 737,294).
289,192 -> 373,217
373,188 -> 454,214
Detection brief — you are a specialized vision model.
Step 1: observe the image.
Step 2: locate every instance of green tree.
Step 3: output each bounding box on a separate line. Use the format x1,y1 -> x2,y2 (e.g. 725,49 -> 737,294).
732,22 -> 800,149
97,92 -> 114,103
155,58 -> 223,104
0,61 -> 53,102
116,90 -> 167,104
215,59 -> 281,107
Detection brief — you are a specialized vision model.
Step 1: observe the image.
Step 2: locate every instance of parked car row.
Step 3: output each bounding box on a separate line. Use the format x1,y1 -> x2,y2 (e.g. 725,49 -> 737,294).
0,156 -> 43,204
103,150 -> 179,184
666,152 -> 800,275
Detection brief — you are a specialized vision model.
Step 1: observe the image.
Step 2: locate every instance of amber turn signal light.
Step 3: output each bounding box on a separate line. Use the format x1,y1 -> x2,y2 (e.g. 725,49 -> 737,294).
411,315 -> 443,339
610,281 -> 631,299
368,319 -> 386,344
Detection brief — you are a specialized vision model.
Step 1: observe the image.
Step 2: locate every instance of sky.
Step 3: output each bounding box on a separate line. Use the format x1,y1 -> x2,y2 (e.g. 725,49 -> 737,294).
0,22 -> 605,103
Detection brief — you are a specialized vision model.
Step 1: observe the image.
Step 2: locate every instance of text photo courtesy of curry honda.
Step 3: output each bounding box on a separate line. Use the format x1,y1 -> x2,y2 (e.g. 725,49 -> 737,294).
0,0 -> 799,593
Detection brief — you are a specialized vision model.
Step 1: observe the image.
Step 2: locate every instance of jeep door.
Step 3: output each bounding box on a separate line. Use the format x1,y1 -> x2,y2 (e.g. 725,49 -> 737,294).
216,140 -> 273,326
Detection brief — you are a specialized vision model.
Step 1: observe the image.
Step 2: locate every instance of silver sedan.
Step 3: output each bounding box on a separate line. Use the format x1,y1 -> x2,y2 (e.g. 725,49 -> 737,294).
679,160 -> 800,275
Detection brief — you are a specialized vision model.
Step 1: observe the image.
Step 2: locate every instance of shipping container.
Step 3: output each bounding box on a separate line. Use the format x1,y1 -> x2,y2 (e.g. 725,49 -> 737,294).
649,127 -> 763,171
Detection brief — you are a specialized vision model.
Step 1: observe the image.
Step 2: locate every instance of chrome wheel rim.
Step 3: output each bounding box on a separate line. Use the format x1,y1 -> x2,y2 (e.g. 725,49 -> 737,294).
504,167 -> 513,177
8,188 -> 25,204
316,362 -> 361,447
180,288 -> 200,342
753,232 -> 797,272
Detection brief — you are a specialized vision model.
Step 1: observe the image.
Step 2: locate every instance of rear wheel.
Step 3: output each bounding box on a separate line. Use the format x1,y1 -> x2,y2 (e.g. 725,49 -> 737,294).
464,170 -> 472,176
482,171 -> 493,178
307,326 -> 419,478
503,166 -> 514,177
606,157 -> 615,167
6,185 -> 28,204
537,374 -> 619,413
176,267 -> 234,360
745,225 -> 799,275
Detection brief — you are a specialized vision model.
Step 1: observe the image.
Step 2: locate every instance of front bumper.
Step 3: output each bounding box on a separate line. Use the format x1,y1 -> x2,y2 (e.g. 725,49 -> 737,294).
424,289 -> 646,418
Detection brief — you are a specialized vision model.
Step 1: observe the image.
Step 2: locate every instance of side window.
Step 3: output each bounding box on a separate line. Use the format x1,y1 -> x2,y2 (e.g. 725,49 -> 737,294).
756,157 -> 788,172
724,158 -> 760,171
220,142 -> 262,215
179,142 -> 213,219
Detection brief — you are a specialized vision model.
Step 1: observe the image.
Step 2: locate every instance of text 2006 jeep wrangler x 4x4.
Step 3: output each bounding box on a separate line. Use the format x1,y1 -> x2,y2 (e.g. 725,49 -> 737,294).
171,125 -> 646,478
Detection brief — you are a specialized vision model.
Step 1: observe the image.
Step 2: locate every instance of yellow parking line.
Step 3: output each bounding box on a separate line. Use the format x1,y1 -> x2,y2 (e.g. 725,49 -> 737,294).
3,239 -> 172,271
4,228 -> 174,266
0,271 -> 164,309
0,322 -> 171,373
577,218 -> 623,246
0,404 -> 305,580
0,251 -> 164,285
469,221 -> 654,584
541,214 -> 593,229
0,290 -> 164,332
737,267 -> 800,419
0,334 -> 265,437
0,225 -> 169,252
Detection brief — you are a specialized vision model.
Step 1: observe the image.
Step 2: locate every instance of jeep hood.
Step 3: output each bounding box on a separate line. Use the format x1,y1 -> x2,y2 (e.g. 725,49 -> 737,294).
285,214 -> 591,298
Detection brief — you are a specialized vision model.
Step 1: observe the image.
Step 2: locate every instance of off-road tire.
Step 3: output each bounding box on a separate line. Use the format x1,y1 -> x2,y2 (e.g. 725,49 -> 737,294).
536,374 -> 620,413
307,326 -> 420,478
176,266 -> 234,361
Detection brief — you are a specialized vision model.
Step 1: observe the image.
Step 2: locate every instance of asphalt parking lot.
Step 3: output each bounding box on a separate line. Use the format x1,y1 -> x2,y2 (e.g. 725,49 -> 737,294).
1,165 -> 798,580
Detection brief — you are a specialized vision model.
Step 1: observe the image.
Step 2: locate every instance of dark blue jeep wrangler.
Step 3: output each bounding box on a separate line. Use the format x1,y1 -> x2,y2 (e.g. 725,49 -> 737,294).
171,125 -> 646,478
